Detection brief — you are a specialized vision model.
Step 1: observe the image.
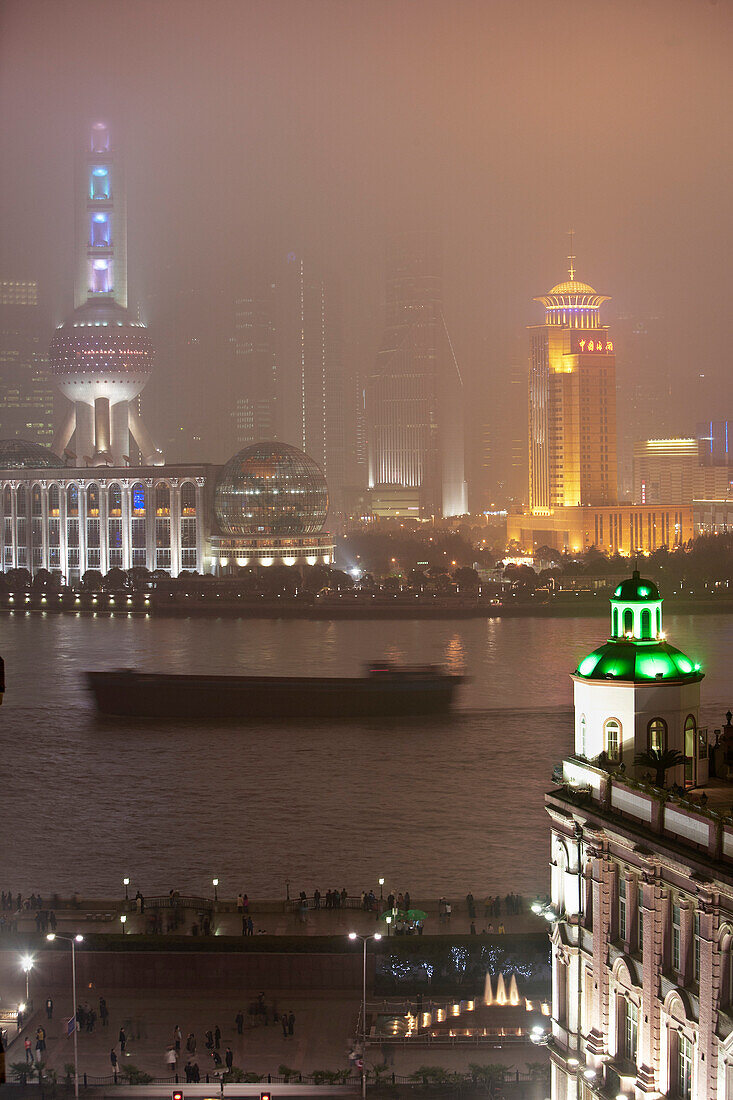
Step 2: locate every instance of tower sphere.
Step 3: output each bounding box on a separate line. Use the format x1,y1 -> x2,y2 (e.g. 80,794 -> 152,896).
49,300 -> 154,405
214,442 -> 328,537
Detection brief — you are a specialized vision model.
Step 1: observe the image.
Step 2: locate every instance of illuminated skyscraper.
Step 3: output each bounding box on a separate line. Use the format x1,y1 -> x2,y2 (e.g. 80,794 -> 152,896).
528,256 -> 617,511
273,254 -> 345,502
231,293 -> 277,449
0,280 -> 54,445
367,231 -> 467,518
50,123 -> 160,467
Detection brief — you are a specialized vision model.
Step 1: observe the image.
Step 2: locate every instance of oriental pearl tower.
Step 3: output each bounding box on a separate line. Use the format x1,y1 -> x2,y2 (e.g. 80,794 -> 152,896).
50,123 -> 162,466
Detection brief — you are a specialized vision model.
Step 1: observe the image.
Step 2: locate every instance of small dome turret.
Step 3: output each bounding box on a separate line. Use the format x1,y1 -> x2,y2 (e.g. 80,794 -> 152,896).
610,568 -> 662,641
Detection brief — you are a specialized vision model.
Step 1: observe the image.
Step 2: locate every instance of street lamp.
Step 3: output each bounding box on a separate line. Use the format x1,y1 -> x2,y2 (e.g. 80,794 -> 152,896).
384,915 -> 392,938
123,877 -> 130,901
120,915 -> 127,935
378,878 -> 384,902
46,934 -> 83,1100
348,932 -> 382,1099
212,878 -> 219,902
20,954 -> 34,1004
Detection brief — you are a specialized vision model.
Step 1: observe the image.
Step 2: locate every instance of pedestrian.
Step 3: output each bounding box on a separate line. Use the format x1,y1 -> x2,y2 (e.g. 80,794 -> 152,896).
185,1061 -> 193,1083
36,1025 -> 46,1052
404,891 -> 411,911
110,1049 -> 118,1075
214,1024 -> 221,1049
24,1037 -> 32,1064
45,997 -> 53,1020
192,1062 -> 200,1083
498,922 -> 505,934
99,997 -> 109,1026
225,1047 -> 233,1072
281,1013 -> 288,1038
186,1032 -> 196,1054
247,915 -> 253,935
119,1026 -> 126,1052
235,1010 -> 244,1035
205,1029 -> 213,1050
166,1047 -> 177,1072
314,888 -> 321,909
470,921 -> 477,935
237,893 -> 244,914
288,1011 -> 295,1036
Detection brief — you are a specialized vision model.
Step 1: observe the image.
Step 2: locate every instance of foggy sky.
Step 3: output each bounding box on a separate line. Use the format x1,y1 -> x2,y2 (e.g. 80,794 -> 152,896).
1,0 -> 732,492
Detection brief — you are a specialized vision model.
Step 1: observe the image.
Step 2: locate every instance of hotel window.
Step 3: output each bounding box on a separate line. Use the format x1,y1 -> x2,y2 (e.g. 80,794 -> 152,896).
155,483 -> 171,516
623,998 -> 638,1064
108,484 -> 122,517
48,520 -> 60,547
604,718 -> 622,763
31,519 -> 42,547
181,482 -> 197,516
3,486 -> 11,517
67,520 -> 79,548
49,548 -> 60,568
87,519 -> 100,549
648,718 -> 667,753
87,484 -> 100,517
676,1033 -> 693,1100
31,484 -> 42,516
67,485 -> 79,517
49,485 -> 60,516
131,519 -> 146,548
108,518 -> 122,550
619,876 -> 627,941
155,519 -> 170,548
684,716 -> 696,787
181,517 -> 196,549
16,485 -> 27,514
16,518 -> 26,546
672,902 -> 681,971
132,484 -> 146,516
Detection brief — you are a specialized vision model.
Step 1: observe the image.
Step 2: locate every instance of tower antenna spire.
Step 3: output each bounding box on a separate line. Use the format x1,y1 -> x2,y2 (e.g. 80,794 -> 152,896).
568,228 -> 576,281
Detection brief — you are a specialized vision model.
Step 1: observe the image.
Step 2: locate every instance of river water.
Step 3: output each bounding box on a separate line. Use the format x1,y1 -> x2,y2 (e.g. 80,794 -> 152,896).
1,611 -> 730,900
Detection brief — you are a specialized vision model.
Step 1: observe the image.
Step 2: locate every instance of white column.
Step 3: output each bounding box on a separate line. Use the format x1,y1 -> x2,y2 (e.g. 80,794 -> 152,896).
121,482 -> 132,572
78,483 -> 88,576
59,481 -> 68,582
170,479 -> 180,577
40,481 -> 50,571
99,480 -> 109,573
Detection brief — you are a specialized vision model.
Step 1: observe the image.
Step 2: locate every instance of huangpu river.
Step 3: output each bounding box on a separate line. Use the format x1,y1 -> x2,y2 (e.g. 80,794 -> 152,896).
1,611 -> 730,900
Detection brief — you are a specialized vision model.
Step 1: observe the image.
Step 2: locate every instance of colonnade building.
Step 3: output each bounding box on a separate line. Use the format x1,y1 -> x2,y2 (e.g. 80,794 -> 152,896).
0,440 -> 335,581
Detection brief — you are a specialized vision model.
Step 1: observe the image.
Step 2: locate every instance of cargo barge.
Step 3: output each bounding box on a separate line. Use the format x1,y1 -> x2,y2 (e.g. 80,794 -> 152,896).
86,664 -> 464,720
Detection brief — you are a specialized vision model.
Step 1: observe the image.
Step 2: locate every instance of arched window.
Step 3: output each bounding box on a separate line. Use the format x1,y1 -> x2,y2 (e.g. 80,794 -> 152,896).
656,608 -> 661,635
684,715 -> 696,787
640,608 -> 651,639
579,714 -> 587,758
648,718 -> 667,753
132,483 -> 145,516
3,486 -> 12,517
31,484 -> 42,516
67,484 -> 79,517
108,484 -> 122,516
181,482 -> 197,516
623,609 -> 633,634
16,485 -> 27,514
612,608 -> 619,636
604,718 -> 622,763
87,484 -> 100,516
155,483 -> 170,516
48,485 -> 60,515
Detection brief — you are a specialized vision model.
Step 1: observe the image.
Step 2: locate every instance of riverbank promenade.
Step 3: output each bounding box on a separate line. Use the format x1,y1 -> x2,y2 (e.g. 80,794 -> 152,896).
1,892 -> 546,939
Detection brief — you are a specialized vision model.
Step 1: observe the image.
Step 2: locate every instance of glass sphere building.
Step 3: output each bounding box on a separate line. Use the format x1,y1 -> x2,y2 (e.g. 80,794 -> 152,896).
211,442 -> 334,570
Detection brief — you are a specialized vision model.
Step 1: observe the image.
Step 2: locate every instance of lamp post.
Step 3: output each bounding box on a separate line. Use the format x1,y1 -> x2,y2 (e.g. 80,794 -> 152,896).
349,931 -> 382,1099
47,934 -> 83,1100
212,878 -> 219,903
378,878 -> 384,902
20,954 -> 34,1005
123,877 -> 130,901
384,915 -> 391,938
120,915 -> 127,935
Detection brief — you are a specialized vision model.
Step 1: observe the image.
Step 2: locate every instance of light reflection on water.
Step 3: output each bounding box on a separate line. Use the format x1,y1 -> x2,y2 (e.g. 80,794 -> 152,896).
1,611 -> 729,898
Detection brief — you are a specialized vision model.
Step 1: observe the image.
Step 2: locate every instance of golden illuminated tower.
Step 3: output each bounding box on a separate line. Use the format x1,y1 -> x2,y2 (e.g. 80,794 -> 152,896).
528,252 -> 617,512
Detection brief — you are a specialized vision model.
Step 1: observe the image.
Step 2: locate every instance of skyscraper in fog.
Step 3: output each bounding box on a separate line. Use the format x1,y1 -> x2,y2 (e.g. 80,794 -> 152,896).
367,231 -> 467,518
528,263 -> 618,511
231,293 -> 277,449
273,254 -> 345,502
0,280 -> 54,446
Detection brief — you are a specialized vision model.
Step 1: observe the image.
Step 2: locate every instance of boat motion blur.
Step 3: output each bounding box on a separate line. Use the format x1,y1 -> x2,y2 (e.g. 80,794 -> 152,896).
85,662 -> 464,720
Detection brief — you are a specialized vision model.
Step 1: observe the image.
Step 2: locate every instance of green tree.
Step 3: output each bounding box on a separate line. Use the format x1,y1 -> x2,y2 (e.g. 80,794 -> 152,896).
633,748 -> 686,788
81,569 -> 104,592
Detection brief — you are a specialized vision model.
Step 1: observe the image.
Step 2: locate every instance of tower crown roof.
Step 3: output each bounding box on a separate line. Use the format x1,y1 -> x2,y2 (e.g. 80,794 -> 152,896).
612,569 -> 660,602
